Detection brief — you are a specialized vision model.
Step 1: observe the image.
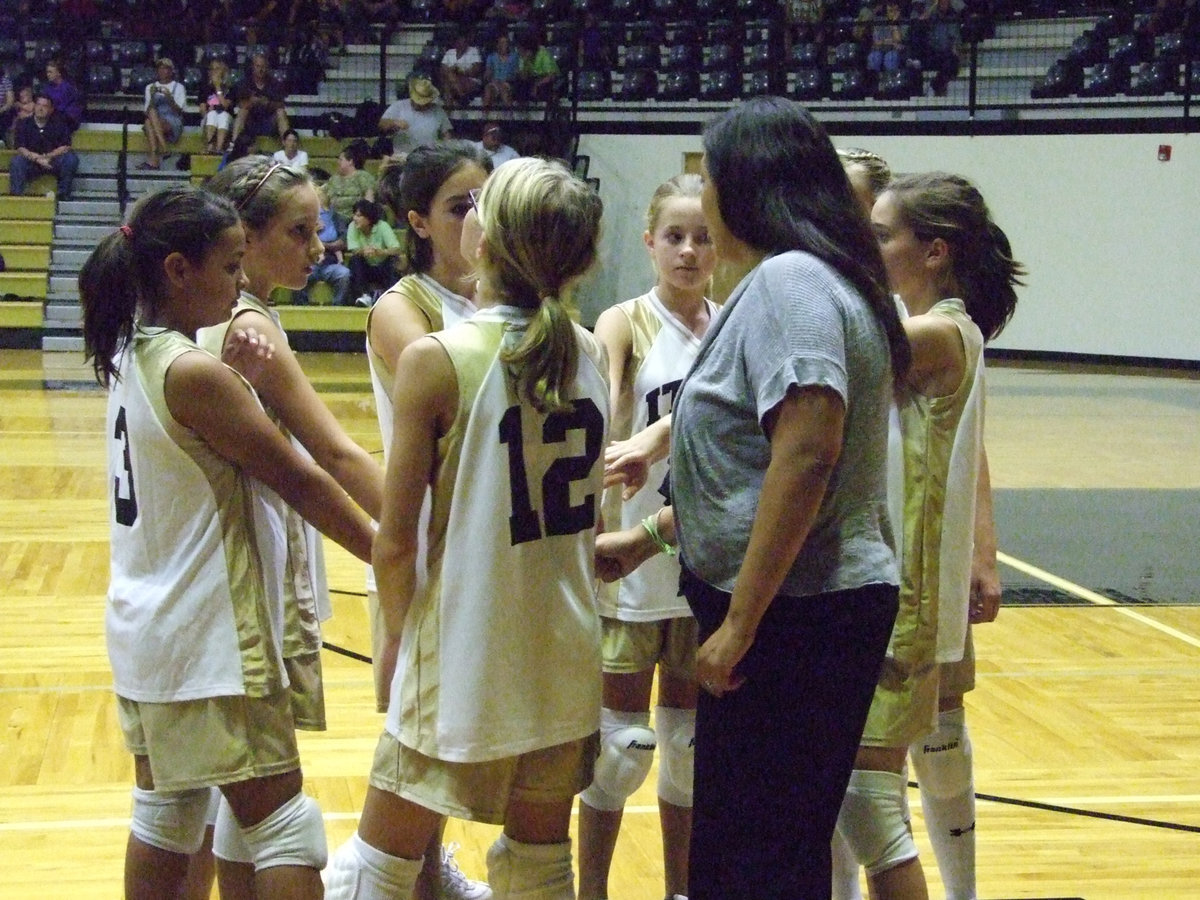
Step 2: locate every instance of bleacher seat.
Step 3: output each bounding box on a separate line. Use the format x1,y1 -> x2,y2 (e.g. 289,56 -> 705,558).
570,0 -> 608,17
201,43 -> 234,65
24,15 -> 55,39
410,0 -> 442,22
651,0 -> 683,19
87,64 -> 119,95
576,68 -> 612,101
125,64 -> 155,96
876,66 -> 920,99
704,19 -> 740,45
1127,59 -> 1175,96
619,68 -> 657,101
832,67 -> 871,100
85,40 -> 110,65
789,41 -> 822,69
699,68 -> 740,101
734,0 -> 772,21
664,43 -> 700,73
182,66 -> 204,94
703,41 -> 739,71
0,37 -> 20,62
743,68 -> 776,96
28,38 -> 63,67
830,40 -> 865,71
1066,30 -> 1107,67
659,69 -> 698,100
115,40 -> 150,68
531,0 -> 569,22
1030,60 -> 1082,99
695,0 -> 730,18
546,20 -> 580,45
1081,61 -> 1128,97
1110,33 -> 1149,67
791,66 -> 830,101
744,40 -> 778,69
622,42 -> 658,70
609,0 -> 647,21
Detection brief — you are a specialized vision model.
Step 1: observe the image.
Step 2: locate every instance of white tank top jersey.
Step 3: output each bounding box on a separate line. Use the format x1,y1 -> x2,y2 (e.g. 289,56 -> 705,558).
365,274 -> 478,594
385,306 -> 610,763
891,297 -> 986,664
598,290 -> 715,622
105,328 -> 288,703
198,292 -> 331,637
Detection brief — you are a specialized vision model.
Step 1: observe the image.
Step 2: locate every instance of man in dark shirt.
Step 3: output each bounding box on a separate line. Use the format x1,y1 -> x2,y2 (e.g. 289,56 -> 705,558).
10,94 -> 80,201
228,52 -> 291,149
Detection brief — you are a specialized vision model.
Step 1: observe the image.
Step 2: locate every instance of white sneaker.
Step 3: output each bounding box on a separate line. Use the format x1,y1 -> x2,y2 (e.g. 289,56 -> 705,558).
354,292 -> 374,307
441,842 -> 493,900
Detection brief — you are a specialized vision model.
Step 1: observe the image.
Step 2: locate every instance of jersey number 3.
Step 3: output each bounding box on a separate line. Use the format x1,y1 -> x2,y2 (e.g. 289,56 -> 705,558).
499,398 -> 603,546
114,406 -> 139,527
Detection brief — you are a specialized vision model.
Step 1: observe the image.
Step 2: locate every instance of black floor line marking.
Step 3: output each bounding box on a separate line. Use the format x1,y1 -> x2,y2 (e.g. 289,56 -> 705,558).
909,781 -> 1200,834
322,640 -> 372,665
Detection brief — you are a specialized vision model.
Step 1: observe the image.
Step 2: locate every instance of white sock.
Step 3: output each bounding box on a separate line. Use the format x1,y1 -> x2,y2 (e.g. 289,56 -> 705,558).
323,832 -> 422,899
486,833 -> 574,899
830,824 -> 864,900
911,707 -> 976,900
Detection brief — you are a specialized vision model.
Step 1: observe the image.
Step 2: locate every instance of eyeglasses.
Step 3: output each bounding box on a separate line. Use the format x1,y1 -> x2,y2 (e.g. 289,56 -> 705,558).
467,188 -> 482,217
237,162 -> 283,211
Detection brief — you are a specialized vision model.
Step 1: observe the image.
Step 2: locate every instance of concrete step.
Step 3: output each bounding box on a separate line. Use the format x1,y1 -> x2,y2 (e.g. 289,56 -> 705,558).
42,334 -> 85,352
52,248 -> 92,269
57,198 -> 124,220
56,222 -> 115,243
51,274 -> 81,294
45,303 -> 82,327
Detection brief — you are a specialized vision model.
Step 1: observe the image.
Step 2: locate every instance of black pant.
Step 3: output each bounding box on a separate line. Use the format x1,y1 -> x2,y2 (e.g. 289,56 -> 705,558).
682,567 -> 898,900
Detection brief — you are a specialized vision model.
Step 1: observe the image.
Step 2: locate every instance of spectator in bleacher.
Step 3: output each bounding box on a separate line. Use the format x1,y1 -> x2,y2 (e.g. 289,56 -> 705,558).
295,182 -> 353,304
229,52 -> 291,151
7,85 -> 34,150
42,59 -> 83,133
346,197 -> 402,306
0,71 -> 14,147
577,12 -> 611,70
240,0 -> 290,45
482,32 -> 520,109
439,30 -> 484,110
289,0 -> 348,53
785,0 -> 827,50
378,76 -> 453,156
138,58 -> 187,170
200,57 -> 235,154
513,28 -> 560,103
325,142 -> 376,219
273,128 -> 310,168
472,120 -> 519,167
345,0 -> 400,41
867,2 -> 908,72
917,0 -> 965,95
9,93 -> 80,201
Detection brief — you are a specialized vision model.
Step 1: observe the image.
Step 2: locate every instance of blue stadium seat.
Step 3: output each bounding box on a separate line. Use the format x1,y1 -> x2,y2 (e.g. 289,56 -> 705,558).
619,67 -> 657,101
791,65 -> 830,101
576,67 -> 612,100
659,69 -> 698,99
699,67 -> 739,101
87,64 -> 119,95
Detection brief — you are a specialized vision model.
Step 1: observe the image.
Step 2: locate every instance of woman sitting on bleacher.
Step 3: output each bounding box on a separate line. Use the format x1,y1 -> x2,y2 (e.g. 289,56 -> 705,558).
139,58 -> 187,171
200,58 -> 234,154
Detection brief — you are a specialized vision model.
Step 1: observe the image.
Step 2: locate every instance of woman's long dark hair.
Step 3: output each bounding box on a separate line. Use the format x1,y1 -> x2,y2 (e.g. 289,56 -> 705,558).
702,97 -> 910,377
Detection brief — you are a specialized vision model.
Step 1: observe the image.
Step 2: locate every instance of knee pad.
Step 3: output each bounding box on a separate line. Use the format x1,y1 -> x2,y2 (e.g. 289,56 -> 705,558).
486,833 -> 573,900
323,833 -> 422,900
578,708 -> 656,812
212,793 -> 253,864
910,707 -> 973,800
654,705 -> 695,808
129,786 -> 211,855
836,770 -> 918,878
239,792 -> 328,872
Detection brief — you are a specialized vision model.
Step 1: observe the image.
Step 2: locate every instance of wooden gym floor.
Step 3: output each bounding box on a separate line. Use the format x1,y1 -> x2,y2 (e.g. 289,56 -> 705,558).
0,349 -> 1197,899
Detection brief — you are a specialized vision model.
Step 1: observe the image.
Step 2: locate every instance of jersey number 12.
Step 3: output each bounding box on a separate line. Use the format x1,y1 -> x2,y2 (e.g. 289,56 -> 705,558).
499,398 -> 603,545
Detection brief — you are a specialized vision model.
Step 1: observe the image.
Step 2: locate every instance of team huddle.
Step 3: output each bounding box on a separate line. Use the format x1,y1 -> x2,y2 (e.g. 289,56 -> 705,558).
83,96 -> 1022,900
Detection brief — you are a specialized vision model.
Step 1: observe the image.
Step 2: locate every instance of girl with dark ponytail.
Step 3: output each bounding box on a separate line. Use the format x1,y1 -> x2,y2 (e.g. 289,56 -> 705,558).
79,184 -> 373,899
834,170 -> 1023,900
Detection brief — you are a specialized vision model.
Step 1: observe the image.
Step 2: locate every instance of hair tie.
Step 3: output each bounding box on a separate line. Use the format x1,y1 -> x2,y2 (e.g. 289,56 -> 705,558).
119,225 -> 133,240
